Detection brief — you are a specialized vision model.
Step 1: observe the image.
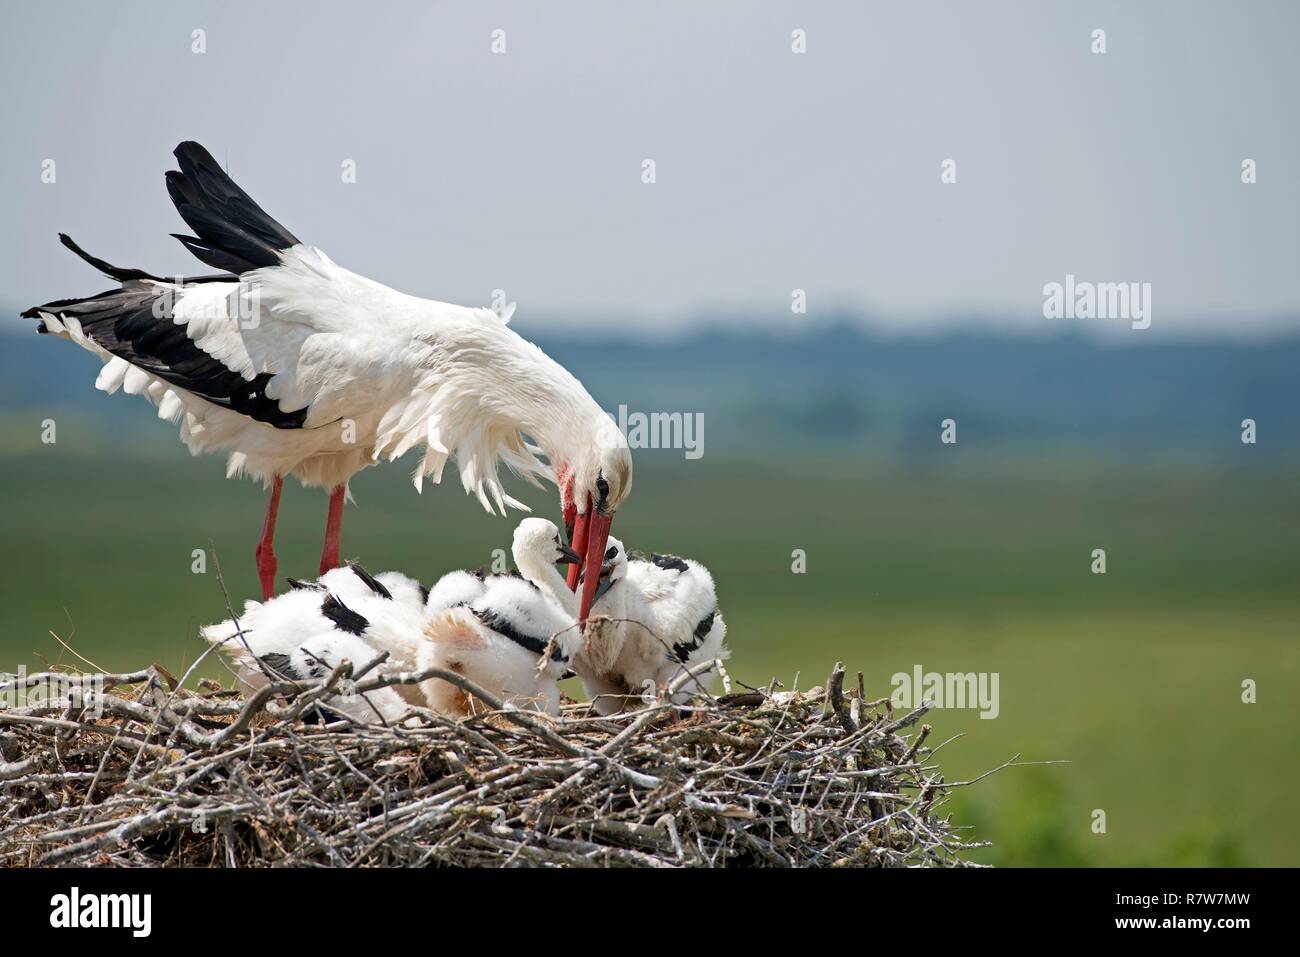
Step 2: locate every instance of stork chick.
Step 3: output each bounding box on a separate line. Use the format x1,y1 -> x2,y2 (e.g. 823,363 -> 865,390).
570,539 -> 729,714
419,519 -> 583,716
201,563 -> 430,723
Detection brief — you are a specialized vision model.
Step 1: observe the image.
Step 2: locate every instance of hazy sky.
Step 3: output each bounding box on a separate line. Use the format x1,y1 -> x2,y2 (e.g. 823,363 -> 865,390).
3,1 -> 1297,338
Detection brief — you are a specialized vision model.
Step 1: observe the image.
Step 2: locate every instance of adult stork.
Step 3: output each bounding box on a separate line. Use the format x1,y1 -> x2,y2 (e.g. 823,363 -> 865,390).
24,141 -> 630,622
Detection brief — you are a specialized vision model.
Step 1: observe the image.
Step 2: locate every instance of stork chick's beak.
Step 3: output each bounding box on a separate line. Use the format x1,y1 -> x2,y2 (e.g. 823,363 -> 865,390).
557,542 -> 582,565
583,559 -> 618,605
578,509 -> 614,629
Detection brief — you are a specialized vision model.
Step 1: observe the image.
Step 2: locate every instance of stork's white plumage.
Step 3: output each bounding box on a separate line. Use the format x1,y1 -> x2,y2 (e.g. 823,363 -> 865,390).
570,539 -> 729,714
312,565 -> 428,614
426,517 -> 576,617
419,518 -> 583,715
424,569 -> 489,614
201,563 -> 430,723
25,142 -> 631,611
200,525 -> 725,719
508,517 -> 588,614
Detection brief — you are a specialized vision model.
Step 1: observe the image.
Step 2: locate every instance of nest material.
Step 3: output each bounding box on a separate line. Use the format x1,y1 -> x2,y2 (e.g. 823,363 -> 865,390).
0,659 -> 986,867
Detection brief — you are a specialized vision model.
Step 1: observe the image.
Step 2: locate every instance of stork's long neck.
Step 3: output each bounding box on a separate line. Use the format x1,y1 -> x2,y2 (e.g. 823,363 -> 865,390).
525,408 -> 615,493
515,549 -> 577,617
493,339 -> 618,487
595,573 -> 625,620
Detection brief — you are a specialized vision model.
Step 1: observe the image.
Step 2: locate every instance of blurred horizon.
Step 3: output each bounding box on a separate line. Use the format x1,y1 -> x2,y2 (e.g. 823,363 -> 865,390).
5,313 -> 1298,460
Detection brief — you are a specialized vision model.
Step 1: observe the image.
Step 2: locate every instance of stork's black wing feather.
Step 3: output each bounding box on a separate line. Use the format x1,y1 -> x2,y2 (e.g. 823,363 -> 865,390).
651,553 -> 690,573
320,594 -> 369,637
167,141 -> 301,273
57,233 -> 230,285
671,610 -> 717,664
22,281 -> 308,429
347,563 -> 392,600
287,578 -> 327,592
258,653 -> 298,680
470,608 -> 563,661
20,143 -> 310,429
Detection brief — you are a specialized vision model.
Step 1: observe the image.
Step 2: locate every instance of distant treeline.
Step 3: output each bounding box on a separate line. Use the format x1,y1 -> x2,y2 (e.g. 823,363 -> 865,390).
5,319 -> 1297,458
547,324 -> 1300,458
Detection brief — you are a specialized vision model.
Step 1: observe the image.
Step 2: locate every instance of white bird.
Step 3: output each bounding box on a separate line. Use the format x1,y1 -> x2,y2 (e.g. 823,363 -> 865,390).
424,569 -> 489,614
203,521 -> 583,720
508,517 -> 590,613
25,142 -> 632,611
570,539 -> 729,715
308,564 -> 428,613
201,563 -> 430,724
419,518 -> 582,716
426,517 -> 577,617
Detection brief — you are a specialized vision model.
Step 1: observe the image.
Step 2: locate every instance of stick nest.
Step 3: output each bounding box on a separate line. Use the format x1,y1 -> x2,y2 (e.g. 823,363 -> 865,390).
0,660 -> 987,867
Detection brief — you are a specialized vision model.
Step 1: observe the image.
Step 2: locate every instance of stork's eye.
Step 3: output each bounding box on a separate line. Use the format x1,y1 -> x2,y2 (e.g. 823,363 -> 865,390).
605,546 -> 617,560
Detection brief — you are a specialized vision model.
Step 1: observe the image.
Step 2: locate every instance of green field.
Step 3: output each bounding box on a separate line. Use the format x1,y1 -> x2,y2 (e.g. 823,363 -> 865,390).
2,427 -> 1296,866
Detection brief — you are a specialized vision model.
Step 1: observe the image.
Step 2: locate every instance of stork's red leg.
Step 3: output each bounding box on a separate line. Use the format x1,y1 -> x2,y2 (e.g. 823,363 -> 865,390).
319,485 -> 346,576
255,476 -> 284,601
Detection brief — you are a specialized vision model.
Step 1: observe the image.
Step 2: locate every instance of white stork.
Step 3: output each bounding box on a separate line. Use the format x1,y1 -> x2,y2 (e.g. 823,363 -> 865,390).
419,518 -> 584,715
201,562 -> 431,724
204,526 -> 583,720
24,142 -> 631,622
424,518 -> 578,615
569,538 -> 729,714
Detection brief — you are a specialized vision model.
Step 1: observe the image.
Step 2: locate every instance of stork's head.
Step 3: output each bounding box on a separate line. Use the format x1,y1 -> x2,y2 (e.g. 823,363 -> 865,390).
579,535 -> 628,605
512,517 -> 581,570
564,429 -> 633,628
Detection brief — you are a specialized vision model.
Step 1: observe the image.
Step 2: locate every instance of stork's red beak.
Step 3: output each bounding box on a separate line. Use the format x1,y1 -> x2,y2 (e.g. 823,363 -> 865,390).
577,509 -> 613,628
566,503 -> 590,591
